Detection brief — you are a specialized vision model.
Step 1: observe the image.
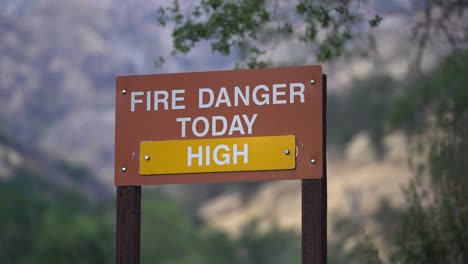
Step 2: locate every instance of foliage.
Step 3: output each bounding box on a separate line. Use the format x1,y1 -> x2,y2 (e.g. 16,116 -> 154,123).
390,50 -> 468,133
0,171 -> 46,263
56,160 -> 88,181
0,171 -> 301,264
0,126 -> 9,146
140,190 -> 204,264
328,75 -> 395,156
328,214 -> 382,264
141,192 -> 301,264
158,0 -> 270,56
386,49 -> 468,263
0,171 -> 114,264
407,0 -> 468,72
390,174 -> 467,263
328,49 -> 468,264
234,220 -> 300,264
157,0 -> 381,67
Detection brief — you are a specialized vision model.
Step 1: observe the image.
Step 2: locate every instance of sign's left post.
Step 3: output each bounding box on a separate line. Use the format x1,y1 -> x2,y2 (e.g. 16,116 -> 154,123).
116,186 -> 141,264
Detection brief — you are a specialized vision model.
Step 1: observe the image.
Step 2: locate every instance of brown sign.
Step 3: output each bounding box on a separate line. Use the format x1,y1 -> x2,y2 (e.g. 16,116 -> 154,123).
115,65 -> 323,186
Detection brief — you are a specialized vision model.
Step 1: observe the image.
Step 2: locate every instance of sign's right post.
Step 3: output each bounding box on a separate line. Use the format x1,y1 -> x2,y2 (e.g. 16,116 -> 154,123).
302,74 -> 327,264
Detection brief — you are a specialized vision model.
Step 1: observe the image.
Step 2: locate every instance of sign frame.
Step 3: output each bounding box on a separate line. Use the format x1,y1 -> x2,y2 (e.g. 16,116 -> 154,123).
114,65 -> 323,186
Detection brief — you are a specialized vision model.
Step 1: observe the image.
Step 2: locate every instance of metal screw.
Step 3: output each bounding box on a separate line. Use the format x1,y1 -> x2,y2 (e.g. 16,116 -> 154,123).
144,155 -> 150,161
284,149 -> 290,155
121,167 -> 127,173
310,80 -> 316,85
122,89 -> 127,95
310,159 -> 316,165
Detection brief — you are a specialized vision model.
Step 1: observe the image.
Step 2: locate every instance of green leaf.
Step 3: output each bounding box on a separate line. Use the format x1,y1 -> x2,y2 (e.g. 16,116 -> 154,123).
369,15 -> 383,27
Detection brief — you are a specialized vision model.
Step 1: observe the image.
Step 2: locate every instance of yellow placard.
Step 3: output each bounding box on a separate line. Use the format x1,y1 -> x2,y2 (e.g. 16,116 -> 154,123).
139,135 -> 296,175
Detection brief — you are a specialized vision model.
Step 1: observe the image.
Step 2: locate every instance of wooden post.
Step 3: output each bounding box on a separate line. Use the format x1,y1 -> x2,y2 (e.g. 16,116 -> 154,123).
116,186 -> 141,264
302,74 -> 327,264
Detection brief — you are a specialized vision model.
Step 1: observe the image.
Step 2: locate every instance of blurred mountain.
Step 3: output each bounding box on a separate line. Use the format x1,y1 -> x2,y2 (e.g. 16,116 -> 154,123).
0,0 -> 450,185
0,0 -> 238,184
0,0 -> 160,183
0,0 -> 140,197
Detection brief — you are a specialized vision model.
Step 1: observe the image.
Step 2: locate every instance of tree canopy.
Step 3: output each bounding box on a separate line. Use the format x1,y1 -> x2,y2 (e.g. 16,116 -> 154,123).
157,0 -> 382,67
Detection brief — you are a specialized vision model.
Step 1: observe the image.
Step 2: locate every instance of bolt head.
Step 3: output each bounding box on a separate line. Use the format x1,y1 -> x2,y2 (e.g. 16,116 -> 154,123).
122,89 -> 127,95
284,149 -> 290,155
310,159 -> 316,165
310,80 -> 316,85
144,155 -> 150,161
121,167 -> 127,172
